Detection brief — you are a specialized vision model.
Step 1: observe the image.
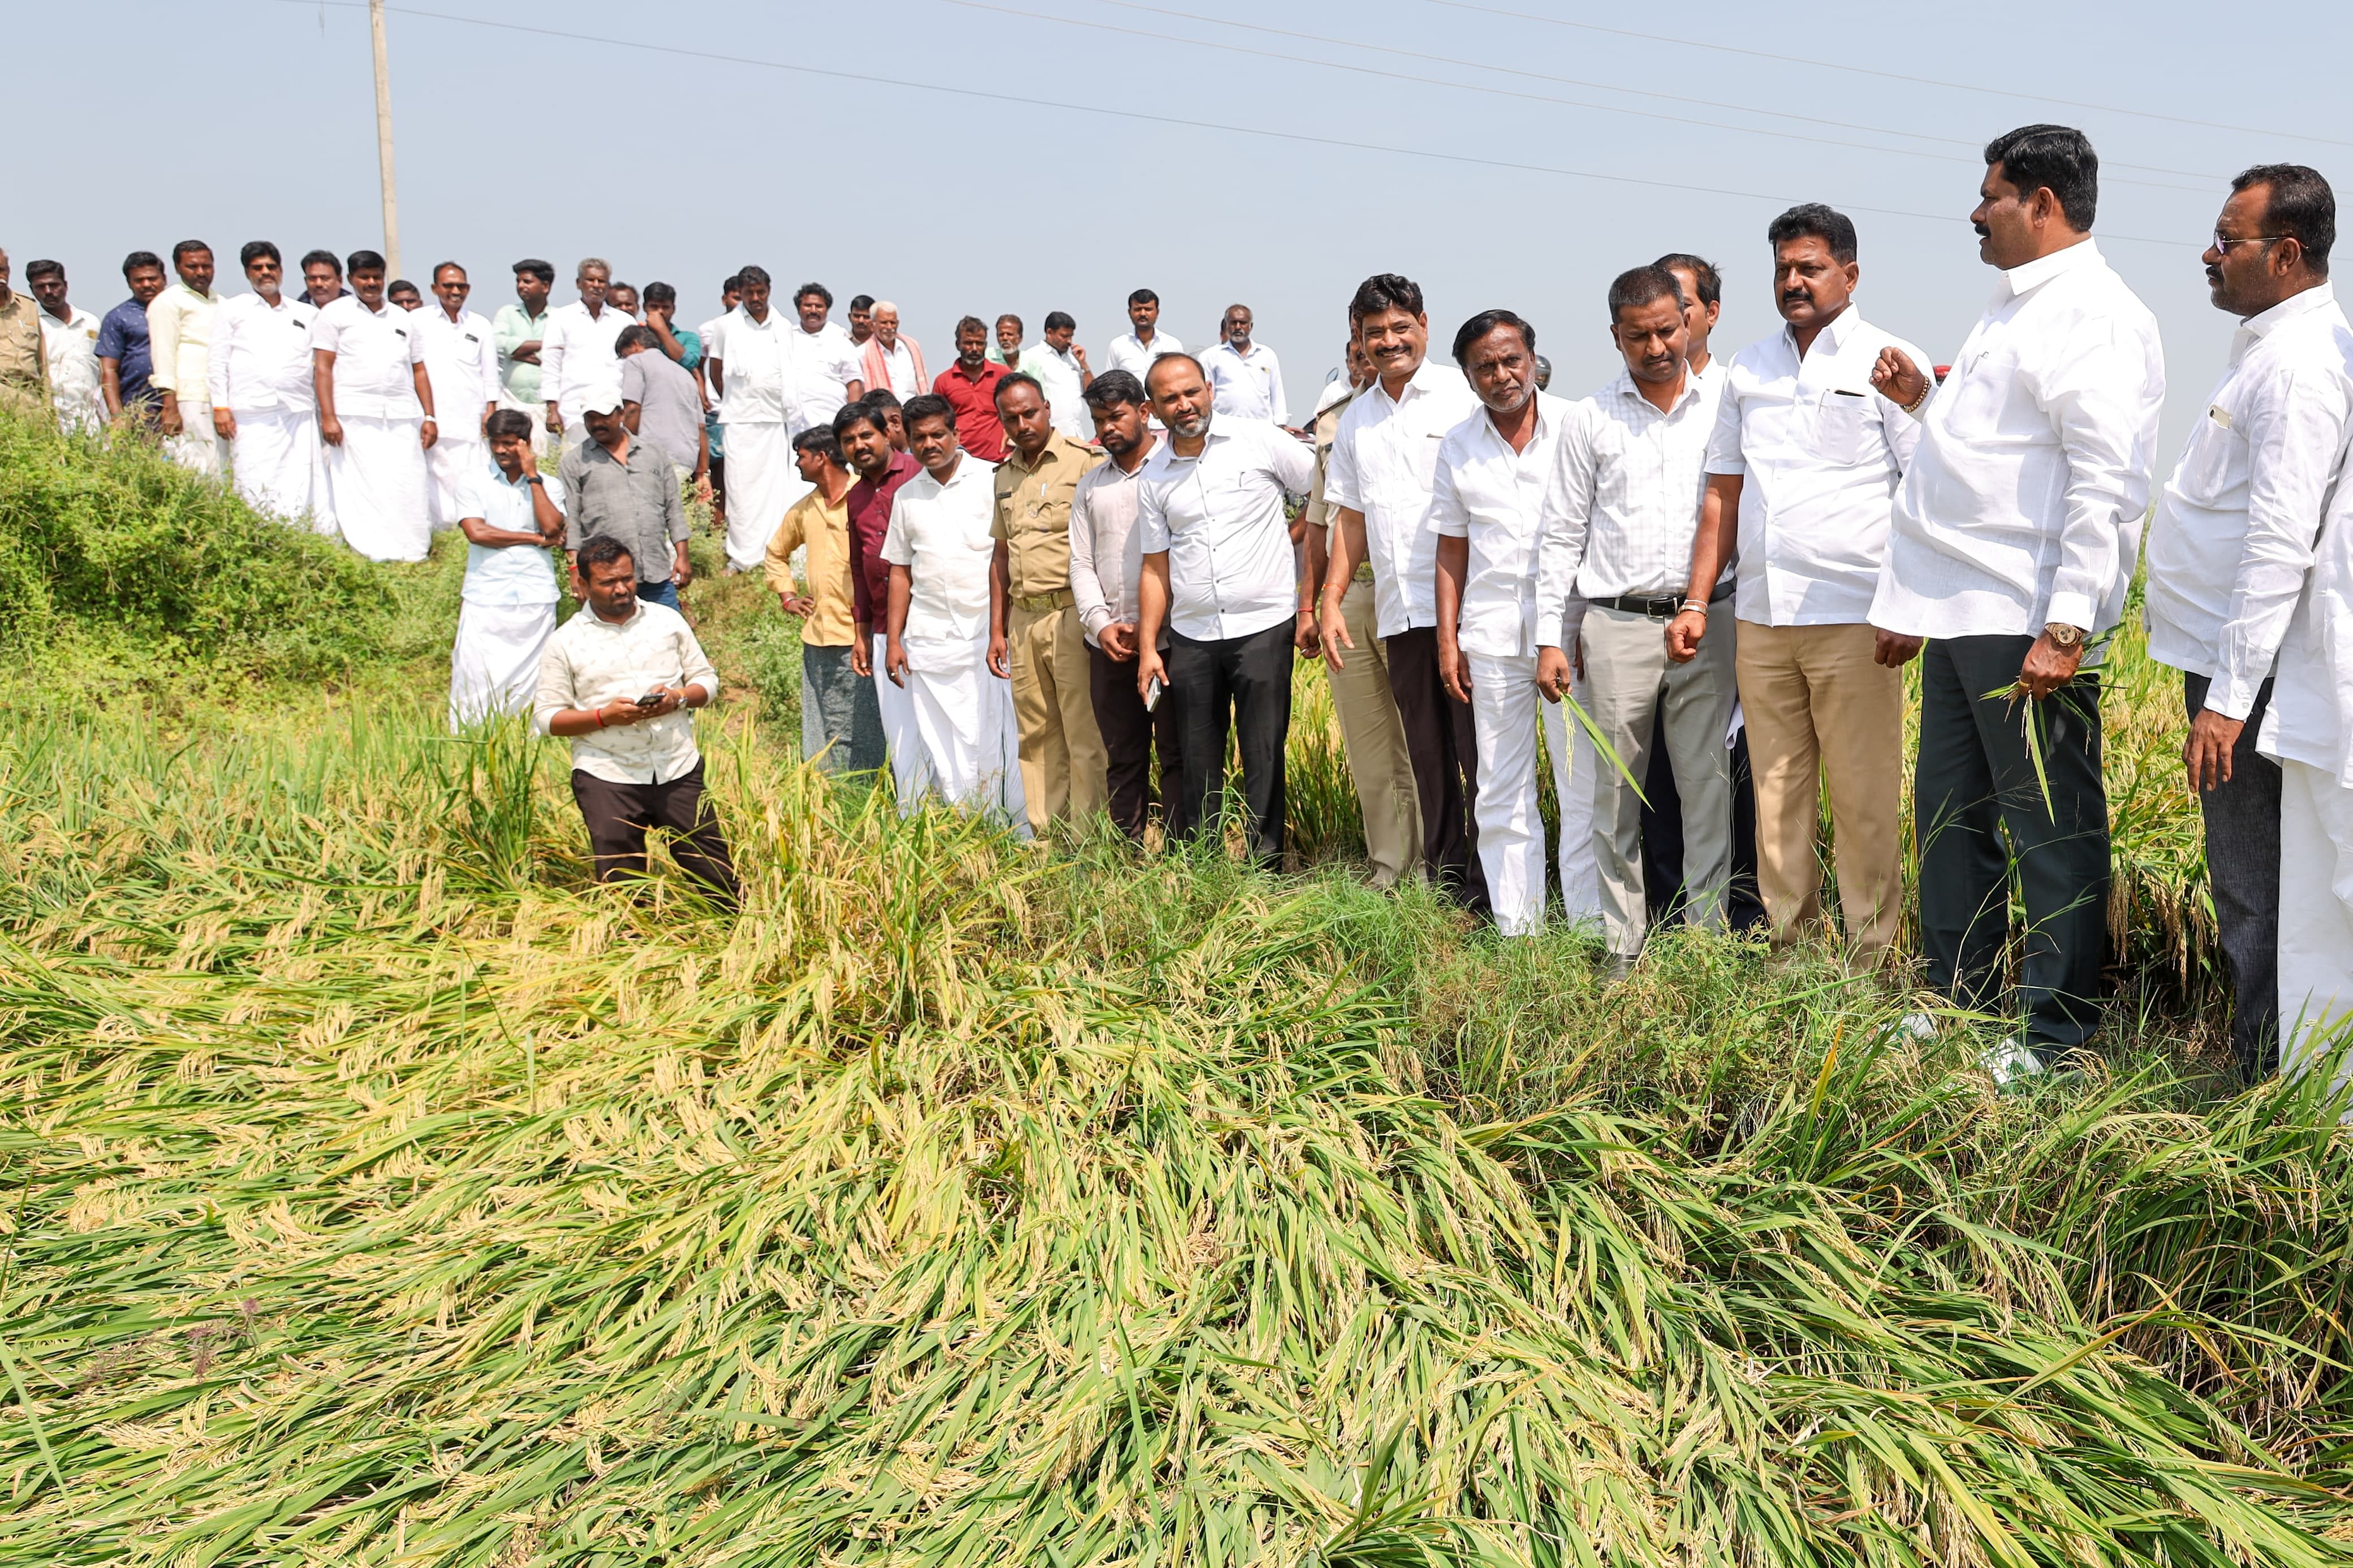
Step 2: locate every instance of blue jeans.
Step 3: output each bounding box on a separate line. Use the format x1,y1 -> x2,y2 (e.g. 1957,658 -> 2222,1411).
636,580 -> 680,611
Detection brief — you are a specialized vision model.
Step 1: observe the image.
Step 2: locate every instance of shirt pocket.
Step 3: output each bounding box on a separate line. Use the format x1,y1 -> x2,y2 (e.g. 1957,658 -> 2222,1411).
2172,405 -> 2247,507
1813,391 -> 1868,465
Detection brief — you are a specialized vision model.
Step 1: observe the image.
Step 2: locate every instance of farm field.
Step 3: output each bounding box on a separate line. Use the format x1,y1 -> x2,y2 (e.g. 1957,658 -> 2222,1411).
2,412 -> 2350,1566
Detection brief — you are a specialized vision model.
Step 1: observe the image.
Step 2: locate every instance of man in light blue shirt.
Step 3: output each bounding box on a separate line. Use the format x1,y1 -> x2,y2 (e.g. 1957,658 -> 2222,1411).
450,408 -> 567,728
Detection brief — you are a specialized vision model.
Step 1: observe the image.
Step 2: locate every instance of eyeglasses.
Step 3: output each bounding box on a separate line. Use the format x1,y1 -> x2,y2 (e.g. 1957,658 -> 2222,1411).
2213,232 -> 2287,252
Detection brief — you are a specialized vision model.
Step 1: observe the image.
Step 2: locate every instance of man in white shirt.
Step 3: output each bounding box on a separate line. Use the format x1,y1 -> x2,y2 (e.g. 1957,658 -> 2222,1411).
1321,273 -> 1488,914
1667,204 -> 1928,968
451,409 -> 566,727
148,240 -> 226,474
1533,265 -> 1732,974
1200,304 -> 1288,428
1867,125 -> 2166,1076
1657,253 -> 1725,381
859,300 -> 928,403
1430,309 -> 1601,936
1019,311 -> 1094,444
1135,354 -> 1316,865
1069,369 -> 1184,841
25,261 -> 102,432
207,241 -> 321,524
416,262 -> 501,532
787,280 -> 865,432
538,258 -> 623,441
1105,288 -> 1184,381
696,274 -> 741,538
705,266 -> 808,574
880,393 -> 1025,826
2147,165 -> 2353,1080
535,534 -> 736,910
312,249 -> 438,563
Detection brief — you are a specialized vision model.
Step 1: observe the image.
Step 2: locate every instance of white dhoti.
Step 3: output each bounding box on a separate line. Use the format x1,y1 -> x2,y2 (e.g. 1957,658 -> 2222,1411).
325,416 -> 432,562
1469,653 -> 1602,936
429,436 -> 489,530
449,600 -> 557,729
166,402 -> 230,476
873,633 -> 926,807
228,409 -> 320,524
721,420 -> 811,573
902,632 -> 1029,832
2279,757 -> 2353,1116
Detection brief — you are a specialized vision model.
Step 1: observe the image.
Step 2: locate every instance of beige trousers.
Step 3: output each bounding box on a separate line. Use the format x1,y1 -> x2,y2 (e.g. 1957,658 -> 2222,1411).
1009,600 -> 1109,833
1734,619 -> 1904,960
1328,577 -> 1420,887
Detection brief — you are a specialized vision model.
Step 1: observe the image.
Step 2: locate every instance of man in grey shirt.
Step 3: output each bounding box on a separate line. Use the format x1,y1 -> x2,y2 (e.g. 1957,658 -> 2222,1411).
616,325 -> 709,493
559,383 -> 692,610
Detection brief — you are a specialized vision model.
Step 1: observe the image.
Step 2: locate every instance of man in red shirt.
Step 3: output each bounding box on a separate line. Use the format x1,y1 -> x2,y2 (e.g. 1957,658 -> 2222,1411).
932,315 -> 1007,461
838,399 -> 929,797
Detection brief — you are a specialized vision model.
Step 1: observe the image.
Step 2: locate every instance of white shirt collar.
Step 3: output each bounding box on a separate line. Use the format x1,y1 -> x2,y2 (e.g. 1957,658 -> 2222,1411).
2244,280 -> 2338,338
1783,304 -> 1859,357
1369,357 -> 1457,409
1999,236 -> 2104,299
1604,367 -> 1702,414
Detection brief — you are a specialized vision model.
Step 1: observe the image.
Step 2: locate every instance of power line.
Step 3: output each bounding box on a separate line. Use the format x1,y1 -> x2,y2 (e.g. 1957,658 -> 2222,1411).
1421,0 -> 2353,150
1075,0 -> 2224,186
258,0 -> 2190,248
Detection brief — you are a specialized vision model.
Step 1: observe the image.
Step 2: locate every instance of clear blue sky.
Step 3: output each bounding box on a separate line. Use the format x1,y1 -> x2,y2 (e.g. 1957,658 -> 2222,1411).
16,0 -> 2353,456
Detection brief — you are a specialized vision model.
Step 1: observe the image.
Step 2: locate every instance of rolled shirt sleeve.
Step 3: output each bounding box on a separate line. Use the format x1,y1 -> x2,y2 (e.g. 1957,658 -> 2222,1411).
532,627 -> 579,735
1262,419 -> 1315,494
1068,479 -> 1113,639
675,617 -> 719,698
205,304 -> 232,410
2031,315 -> 2165,633
1533,403 -> 1596,649
1701,374 -> 1746,477
1321,415 -> 1363,513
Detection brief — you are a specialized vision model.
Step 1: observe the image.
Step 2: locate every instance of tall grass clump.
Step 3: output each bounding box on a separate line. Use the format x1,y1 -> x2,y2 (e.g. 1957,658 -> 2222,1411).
2,709 -> 2349,1566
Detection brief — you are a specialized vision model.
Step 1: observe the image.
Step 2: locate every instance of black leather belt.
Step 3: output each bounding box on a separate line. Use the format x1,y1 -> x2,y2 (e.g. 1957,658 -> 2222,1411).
1593,581 -> 1732,619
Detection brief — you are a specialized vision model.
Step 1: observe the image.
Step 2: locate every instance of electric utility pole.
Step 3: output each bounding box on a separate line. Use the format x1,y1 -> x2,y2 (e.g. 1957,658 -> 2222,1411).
369,0 -> 402,277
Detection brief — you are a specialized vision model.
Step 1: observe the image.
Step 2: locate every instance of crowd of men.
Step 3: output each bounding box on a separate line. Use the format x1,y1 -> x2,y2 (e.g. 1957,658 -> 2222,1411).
3,122 -> 2350,1098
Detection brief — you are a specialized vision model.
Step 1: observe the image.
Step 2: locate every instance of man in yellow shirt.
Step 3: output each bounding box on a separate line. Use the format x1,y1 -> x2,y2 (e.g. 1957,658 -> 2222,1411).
146,240 -> 226,474
765,425 -> 882,772
988,372 -> 1109,833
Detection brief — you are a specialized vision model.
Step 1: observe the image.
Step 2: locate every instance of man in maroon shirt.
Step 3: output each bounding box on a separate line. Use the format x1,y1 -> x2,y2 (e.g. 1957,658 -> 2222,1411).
838,399 -> 929,795
932,316 -> 1008,462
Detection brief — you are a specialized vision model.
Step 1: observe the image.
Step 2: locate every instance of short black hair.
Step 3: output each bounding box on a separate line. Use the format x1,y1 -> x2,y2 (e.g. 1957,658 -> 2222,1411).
239,240 -> 282,270
994,371 -> 1044,405
347,250 -> 388,276
1985,123 -> 2098,230
737,265 -> 772,289
1043,310 -> 1075,334
793,425 -> 846,465
1451,308 -> 1536,365
171,239 -> 212,265
24,259 -> 62,283
722,273 -> 744,293
614,325 -> 661,354
2233,163 -> 2335,277
1608,265 -> 1687,321
863,388 -> 903,412
643,280 -> 676,307
512,257 -> 554,285
1765,203 -> 1858,265
578,535 -> 635,575
1081,368 -> 1148,412
388,280 -> 420,299
954,314 -> 988,339
833,400 -> 887,443
795,280 -> 832,309
1653,253 -> 1721,307
485,408 -> 535,442
122,250 -> 165,278
901,392 -> 957,433
303,249 -> 343,277
1127,287 -> 1159,308
1349,273 -> 1425,326
849,293 -> 875,313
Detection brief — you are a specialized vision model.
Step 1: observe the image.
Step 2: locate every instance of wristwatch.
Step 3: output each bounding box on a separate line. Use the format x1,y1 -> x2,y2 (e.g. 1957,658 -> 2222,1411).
2044,621 -> 2086,650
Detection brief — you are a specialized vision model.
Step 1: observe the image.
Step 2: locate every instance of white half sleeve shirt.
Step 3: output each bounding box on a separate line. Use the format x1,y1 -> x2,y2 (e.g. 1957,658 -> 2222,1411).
1136,417 -> 1316,642
540,300 -> 626,414
1428,391 -> 1574,658
707,308 -> 795,426
311,295 -> 425,420
206,292 -> 317,415
1105,330 -> 1185,381
418,307 -> 501,427
788,323 -> 862,431
1201,340 -> 1287,425
1323,357 -> 1484,639
879,455 -> 999,641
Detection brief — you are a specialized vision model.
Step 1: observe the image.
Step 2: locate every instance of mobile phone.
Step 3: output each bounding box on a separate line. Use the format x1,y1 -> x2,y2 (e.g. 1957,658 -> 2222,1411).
637,689 -> 666,707
1143,676 -> 1164,712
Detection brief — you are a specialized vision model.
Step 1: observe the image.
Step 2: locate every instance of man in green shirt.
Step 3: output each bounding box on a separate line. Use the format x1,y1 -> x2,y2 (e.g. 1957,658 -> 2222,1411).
493,257 -> 553,452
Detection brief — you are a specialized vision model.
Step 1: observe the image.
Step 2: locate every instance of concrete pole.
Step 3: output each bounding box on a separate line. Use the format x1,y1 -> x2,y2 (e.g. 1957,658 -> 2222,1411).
369,0 -> 401,277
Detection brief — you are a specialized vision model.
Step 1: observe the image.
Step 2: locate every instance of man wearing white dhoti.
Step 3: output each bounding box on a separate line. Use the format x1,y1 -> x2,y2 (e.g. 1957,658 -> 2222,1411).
538,257 -> 624,441
148,240 -> 228,475
450,409 -> 567,728
207,241 -> 320,525
880,394 -> 1027,828
704,266 -> 809,574
312,251 -> 438,563
419,262 -> 501,530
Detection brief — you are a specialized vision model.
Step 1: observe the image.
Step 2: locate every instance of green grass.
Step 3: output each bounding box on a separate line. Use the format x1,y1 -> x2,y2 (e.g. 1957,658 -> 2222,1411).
2,411 -> 2347,1566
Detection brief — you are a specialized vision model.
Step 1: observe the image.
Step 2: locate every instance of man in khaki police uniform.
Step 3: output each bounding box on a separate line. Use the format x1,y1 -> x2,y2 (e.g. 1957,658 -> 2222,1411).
988,372 -> 1110,832
1300,339 -> 1419,886
0,249 -> 55,423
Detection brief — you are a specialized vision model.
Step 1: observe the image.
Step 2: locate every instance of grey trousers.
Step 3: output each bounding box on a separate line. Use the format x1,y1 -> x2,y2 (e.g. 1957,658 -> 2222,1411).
2185,671 -> 2281,1077
801,642 -> 887,774
1580,604 -> 1736,957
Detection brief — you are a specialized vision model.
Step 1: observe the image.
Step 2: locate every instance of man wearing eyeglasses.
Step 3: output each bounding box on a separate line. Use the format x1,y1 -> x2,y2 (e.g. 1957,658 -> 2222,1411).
1863,125 -> 2164,1085
2144,165 -> 2353,1083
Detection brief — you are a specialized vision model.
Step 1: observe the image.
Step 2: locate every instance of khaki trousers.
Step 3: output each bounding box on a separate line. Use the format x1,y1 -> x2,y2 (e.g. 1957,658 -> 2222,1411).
1327,577 -> 1420,887
1734,619 -> 1903,961
1009,601 -> 1109,833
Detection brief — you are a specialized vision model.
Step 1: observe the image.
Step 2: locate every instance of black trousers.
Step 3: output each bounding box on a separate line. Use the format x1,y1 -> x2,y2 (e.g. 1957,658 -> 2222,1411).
1089,641 -> 1188,843
1916,636 -> 2108,1053
1166,620 -> 1292,867
2185,671 -> 2281,1077
1385,627 -> 1490,914
1639,718 -> 1766,932
570,762 -> 740,910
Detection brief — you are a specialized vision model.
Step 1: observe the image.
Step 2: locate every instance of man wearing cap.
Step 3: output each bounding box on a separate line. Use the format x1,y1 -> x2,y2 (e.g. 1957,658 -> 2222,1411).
559,381 -> 691,610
